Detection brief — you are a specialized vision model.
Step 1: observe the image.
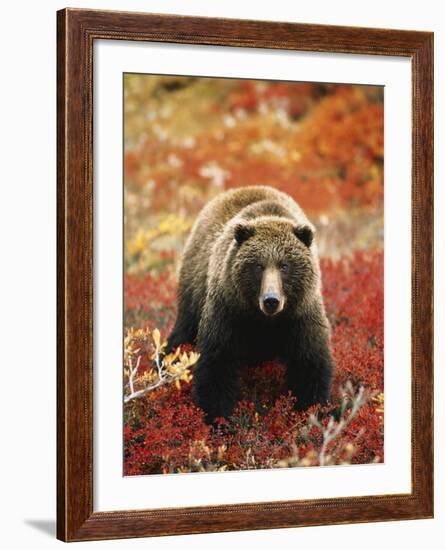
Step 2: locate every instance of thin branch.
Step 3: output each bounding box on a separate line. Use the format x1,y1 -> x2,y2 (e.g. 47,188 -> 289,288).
123,334 -> 197,403
128,355 -> 141,397
317,385 -> 367,466
124,379 -> 163,403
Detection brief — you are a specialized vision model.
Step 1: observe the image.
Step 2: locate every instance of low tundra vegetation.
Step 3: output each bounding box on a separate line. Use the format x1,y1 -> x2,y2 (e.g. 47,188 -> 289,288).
123,77 -> 384,475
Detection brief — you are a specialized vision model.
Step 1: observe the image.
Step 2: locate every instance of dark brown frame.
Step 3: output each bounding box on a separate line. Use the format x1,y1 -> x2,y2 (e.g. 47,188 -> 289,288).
57,8 -> 434,542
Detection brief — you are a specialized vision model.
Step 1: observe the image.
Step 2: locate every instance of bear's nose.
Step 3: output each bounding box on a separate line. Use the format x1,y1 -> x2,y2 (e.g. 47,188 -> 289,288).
263,293 -> 280,314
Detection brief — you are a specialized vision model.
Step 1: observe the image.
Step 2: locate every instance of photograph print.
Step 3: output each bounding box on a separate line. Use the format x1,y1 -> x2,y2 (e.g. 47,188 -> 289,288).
123,75 -> 384,476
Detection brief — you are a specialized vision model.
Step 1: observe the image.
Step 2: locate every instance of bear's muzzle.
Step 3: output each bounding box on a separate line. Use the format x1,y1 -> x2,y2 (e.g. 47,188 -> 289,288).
259,266 -> 285,316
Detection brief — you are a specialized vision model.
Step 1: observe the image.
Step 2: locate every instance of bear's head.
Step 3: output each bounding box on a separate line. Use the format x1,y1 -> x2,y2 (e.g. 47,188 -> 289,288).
231,217 -> 318,318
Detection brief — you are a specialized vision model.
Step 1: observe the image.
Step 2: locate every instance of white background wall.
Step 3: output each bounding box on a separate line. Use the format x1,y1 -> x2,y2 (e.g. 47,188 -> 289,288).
0,1 -> 442,548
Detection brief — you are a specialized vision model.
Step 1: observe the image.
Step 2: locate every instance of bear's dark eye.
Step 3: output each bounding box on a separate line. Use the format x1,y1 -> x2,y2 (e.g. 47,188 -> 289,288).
254,263 -> 263,273
279,263 -> 289,273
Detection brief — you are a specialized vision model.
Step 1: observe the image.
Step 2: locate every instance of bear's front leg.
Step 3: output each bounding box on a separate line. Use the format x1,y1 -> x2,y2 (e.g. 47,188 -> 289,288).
284,314 -> 334,411
193,299 -> 241,422
166,289 -> 200,354
193,349 -> 239,422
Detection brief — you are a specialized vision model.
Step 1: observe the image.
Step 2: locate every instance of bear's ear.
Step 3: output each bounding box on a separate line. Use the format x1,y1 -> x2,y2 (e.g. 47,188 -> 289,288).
234,223 -> 255,245
293,225 -> 314,248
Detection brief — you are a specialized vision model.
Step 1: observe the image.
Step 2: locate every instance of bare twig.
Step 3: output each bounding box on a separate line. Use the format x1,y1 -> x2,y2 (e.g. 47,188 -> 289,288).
311,384 -> 368,466
128,355 -> 141,397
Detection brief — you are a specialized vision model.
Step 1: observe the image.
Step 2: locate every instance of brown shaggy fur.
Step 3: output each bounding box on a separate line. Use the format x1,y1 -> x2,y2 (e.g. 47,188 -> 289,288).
167,186 -> 334,421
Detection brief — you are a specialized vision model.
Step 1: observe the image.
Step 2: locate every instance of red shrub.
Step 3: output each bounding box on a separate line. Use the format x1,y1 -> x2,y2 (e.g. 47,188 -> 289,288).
322,250 -> 384,392
125,271 -> 177,332
124,384 -> 210,475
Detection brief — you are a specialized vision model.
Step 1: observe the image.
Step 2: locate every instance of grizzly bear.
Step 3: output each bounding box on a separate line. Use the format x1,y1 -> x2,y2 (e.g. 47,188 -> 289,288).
167,186 -> 334,422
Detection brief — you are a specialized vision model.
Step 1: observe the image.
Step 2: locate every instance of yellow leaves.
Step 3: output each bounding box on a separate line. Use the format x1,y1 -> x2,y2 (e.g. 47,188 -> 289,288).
151,328 -> 161,349
372,392 -> 384,420
182,441 -> 229,473
161,345 -> 180,364
124,327 -> 150,361
163,348 -> 198,373
124,326 -> 199,402
127,215 -> 191,258
125,214 -> 193,275
343,442 -> 355,458
299,450 -> 319,467
217,445 -> 226,462
163,349 -> 199,390
140,369 -> 158,384
372,392 -> 384,408
126,228 -> 157,257
157,214 -> 191,235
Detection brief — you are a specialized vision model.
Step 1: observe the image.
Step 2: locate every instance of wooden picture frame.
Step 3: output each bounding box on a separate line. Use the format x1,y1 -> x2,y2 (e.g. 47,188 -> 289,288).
57,8 -> 433,542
